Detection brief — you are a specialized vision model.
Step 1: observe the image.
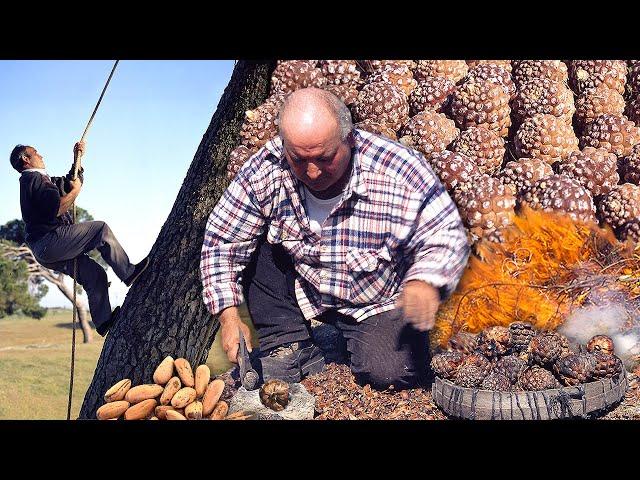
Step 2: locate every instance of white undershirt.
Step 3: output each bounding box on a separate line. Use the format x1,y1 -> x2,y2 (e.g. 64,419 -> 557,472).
303,186 -> 342,236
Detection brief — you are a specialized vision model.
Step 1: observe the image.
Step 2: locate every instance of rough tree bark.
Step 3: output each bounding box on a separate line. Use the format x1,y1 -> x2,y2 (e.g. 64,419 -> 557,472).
79,60 -> 276,419
2,244 -> 93,343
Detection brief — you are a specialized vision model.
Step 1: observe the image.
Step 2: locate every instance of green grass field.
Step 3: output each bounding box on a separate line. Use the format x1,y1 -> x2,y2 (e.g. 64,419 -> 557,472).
0,308 -> 253,420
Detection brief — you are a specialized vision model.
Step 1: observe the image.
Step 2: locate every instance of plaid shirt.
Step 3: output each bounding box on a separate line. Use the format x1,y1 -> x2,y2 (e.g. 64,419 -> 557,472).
200,129 -> 470,322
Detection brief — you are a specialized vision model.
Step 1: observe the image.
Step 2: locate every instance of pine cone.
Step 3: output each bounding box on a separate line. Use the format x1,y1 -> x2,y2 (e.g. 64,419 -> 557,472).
494,354 -> 528,384
514,114 -> 579,164
481,372 -> 512,391
476,326 -> 512,359
465,63 -> 516,100
430,351 -> 465,380
447,331 -> 479,355
450,80 -> 511,136
353,82 -> 409,130
227,145 -> 257,180
512,60 -> 568,88
399,111 -> 459,157
239,94 -> 287,150
591,352 -> 623,379
625,98 -> 640,125
557,147 -> 619,197
271,61 -> 326,95
597,183 -> 640,230
452,126 -> 506,175
466,60 -> 512,72
354,119 -> 398,141
498,158 -> 553,196
580,114 -> 640,158
323,84 -> 359,108
586,335 -> 615,355
554,353 -> 596,386
461,353 -> 493,377
512,77 -> 575,126
620,144 -> 640,185
518,365 -> 560,391
428,150 -> 481,195
368,64 -> 417,96
318,60 -> 362,87
414,60 -> 468,83
509,321 -> 537,352
528,332 -> 564,366
408,77 -> 457,115
569,60 -> 627,96
619,219 -> 640,243
454,364 -> 487,388
574,84 -> 626,133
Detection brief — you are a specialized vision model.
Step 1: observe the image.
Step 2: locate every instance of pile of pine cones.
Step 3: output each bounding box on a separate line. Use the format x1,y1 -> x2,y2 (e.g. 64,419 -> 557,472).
96,356 -> 250,420
229,60 -> 640,244
431,323 -> 625,391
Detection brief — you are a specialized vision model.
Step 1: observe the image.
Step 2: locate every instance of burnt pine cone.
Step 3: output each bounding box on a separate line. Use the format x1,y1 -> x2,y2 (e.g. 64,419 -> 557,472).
461,352 -> 493,377
498,158 -> 553,195
625,98 -> 640,125
430,351 -> 465,380
586,335 -> 615,355
619,219 -> 640,242
353,82 -> 409,131
518,365 -> 560,391
450,80 -> 511,137
454,174 -> 516,240
556,333 -> 573,358
557,147 -> 619,197
528,332 -> 565,366
270,60 -> 326,95
512,60 -> 569,88
318,60 -> 363,87
408,76 -> 457,115
354,119 -> 398,141
620,144 -> 640,185
452,126 -> 506,175
569,60 -> 628,96
514,114 -> 579,164
494,354 -> 528,384
414,60 -> 468,84
508,321 -> 537,352
574,84 -> 626,133
591,352 -> 623,379
554,353 -> 596,386
597,183 -> 640,230
368,64 -> 417,96
259,379 -> 290,412
465,63 -> 516,100
579,113 -> 640,158
481,372 -> 512,391
399,111 -> 459,157
447,331 -> 479,355
511,77 -> 575,126
476,326 -> 512,358
454,364 -> 487,388
517,174 -> 596,224
428,150 -> 481,195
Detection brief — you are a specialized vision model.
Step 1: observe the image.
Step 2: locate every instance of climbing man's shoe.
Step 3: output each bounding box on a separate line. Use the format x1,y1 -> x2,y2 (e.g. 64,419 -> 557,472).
125,257 -> 150,287
96,306 -> 121,337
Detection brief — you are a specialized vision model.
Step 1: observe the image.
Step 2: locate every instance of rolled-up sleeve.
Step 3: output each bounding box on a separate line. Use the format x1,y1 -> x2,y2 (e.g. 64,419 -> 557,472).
402,180 -> 470,301
200,173 -> 266,316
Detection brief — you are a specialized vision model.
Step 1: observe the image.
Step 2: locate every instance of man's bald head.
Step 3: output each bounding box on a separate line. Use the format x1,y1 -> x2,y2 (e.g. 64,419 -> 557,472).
278,88 -> 353,144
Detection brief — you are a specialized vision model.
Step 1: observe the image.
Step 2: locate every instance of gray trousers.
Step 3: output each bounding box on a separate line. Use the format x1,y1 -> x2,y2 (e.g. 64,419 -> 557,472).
28,221 -> 135,329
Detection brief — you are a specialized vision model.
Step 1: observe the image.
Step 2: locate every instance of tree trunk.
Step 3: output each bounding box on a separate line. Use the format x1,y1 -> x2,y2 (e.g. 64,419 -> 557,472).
79,60 -> 276,419
53,275 -> 93,344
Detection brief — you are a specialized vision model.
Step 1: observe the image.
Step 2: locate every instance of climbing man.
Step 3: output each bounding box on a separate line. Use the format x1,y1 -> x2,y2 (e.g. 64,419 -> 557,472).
10,142 -> 149,336
201,87 -> 470,390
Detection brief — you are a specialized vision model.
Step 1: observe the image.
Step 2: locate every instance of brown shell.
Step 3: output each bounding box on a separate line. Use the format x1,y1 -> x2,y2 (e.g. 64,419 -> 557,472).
270,61 -> 326,95
511,77 -> 575,125
517,174 -> 596,223
574,85 -> 626,133
586,335 -> 615,355
512,60 -> 569,88
354,119 -> 398,141
408,76 -> 457,115
452,126 -> 505,175
557,147 -> 619,197
569,60 -> 628,96
579,114 -> 640,158
597,183 -> 640,230
450,80 -> 511,136
427,150 -> 481,194
498,158 -> 553,195
367,64 -> 417,96
454,174 -> 516,240
465,63 -> 516,100
259,379 -> 290,412
318,60 -> 362,87
353,82 -> 409,130
398,111 -> 459,157
414,60 -> 468,84
514,114 -> 579,164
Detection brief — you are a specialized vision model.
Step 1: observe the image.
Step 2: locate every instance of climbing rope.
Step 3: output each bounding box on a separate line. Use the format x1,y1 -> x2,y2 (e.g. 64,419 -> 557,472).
66,60 -> 119,420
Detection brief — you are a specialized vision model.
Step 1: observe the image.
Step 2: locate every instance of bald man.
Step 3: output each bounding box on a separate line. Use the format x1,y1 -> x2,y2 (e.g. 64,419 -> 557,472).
201,88 -> 470,390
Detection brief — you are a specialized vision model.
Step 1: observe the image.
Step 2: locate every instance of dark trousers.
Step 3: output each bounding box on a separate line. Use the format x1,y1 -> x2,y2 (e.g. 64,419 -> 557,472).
28,221 -> 135,329
242,236 -> 431,390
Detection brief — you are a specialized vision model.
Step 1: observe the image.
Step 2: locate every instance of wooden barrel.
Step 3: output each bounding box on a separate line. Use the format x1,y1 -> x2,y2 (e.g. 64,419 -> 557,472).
432,369 -> 628,420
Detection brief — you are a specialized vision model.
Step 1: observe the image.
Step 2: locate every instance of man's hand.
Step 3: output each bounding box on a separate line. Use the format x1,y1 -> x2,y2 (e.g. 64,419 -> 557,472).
73,141 -> 86,158
70,177 -> 82,192
218,306 -> 253,363
395,280 -> 441,332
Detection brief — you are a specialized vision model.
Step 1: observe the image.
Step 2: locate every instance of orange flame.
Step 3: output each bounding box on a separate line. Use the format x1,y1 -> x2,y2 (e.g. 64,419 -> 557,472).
432,205 -> 636,348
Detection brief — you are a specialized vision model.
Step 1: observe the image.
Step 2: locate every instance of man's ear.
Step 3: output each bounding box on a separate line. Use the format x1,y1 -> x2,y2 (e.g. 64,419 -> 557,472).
20,154 -> 30,170
346,130 -> 356,148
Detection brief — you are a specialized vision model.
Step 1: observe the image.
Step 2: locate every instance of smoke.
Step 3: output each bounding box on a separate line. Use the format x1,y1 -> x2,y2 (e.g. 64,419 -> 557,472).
559,303 -> 640,370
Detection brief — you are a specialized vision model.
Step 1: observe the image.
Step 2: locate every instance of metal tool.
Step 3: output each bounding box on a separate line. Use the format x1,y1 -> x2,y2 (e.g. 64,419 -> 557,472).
237,327 -> 259,390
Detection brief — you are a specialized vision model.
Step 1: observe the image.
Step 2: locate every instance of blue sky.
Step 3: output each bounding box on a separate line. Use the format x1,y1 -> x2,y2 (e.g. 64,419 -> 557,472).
0,60 -> 235,307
